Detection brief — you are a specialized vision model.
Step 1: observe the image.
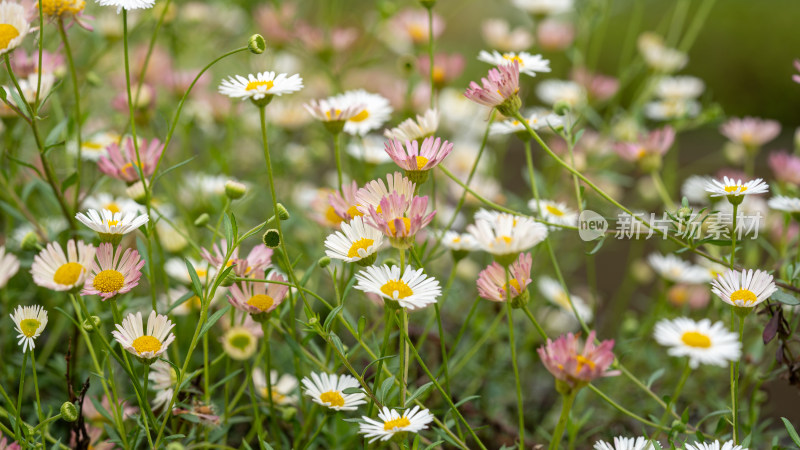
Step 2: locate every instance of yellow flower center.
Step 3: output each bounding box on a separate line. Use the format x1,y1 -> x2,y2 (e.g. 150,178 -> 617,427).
83,141 -> 104,150
346,204 -> 364,218
504,278 -> 522,293
107,220 -> 119,227
40,0 -> 85,16
0,24 -> 20,51
415,156 -> 429,170
575,355 -> 596,371
53,262 -> 84,286
432,66 -> 445,83
92,269 -> 125,293
452,236 -> 461,243
325,205 -> 344,225
228,332 -> 253,351
347,238 -> 375,258
730,288 -> 757,305
387,217 -> 412,237
246,294 -> 275,312
245,80 -> 274,91
131,335 -> 161,354
319,390 -> 345,407
384,416 -> 411,431
406,24 -> 426,42
380,279 -> 413,299
325,109 -> 342,120
502,54 -> 524,66
497,235 -> 513,244
260,388 -> 286,403
680,331 -> 711,348
724,185 -> 746,194
349,109 -> 370,122
20,318 -> 41,337
196,269 -> 207,278
545,205 -> 564,217
104,202 -> 121,214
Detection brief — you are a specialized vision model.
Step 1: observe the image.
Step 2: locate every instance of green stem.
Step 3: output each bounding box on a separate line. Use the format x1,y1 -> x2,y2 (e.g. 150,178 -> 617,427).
14,349 -> 27,442
505,287 -> 524,448
651,359 -> 691,440
245,360 -> 265,444
732,313 -> 745,444
651,170 -> 675,211
57,17 -> 83,211
333,132 -> 343,194
731,203 -> 738,269
30,350 -> 45,445
262,322 -> 280,441
549,388 -> 578,450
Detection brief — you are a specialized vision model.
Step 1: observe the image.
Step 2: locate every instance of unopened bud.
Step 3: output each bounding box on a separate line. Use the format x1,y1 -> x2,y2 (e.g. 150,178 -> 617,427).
262,229 -> 281,248
248,34 -> 267,54
220,271 -> 237,287
194,213 -> 210,228
318,256 -> 331,268
21,232 -> 42,251
553,100 -> 571,116
82,316 -> 101,332
61,402 -> 79,422
225,180 -> 247,200
276,203 -> 290,221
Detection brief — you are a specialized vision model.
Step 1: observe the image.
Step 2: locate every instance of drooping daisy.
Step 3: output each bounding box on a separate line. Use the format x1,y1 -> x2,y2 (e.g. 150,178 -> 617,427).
253,368 -> 298,406
654,317 -> 740,369
82,193 -> 141,215
149,359 -> 177,410
384,136 -> 454,174
704,177 -> 769,203
528,199 -> 578,228
684,440 -> 747,450
301,372 -> 367,411
0,2 -> 30,56
477,50 -> 551,77
31,240 -> 96,292
228,272 -> 289,317
0,245 -> 20,288
355,264 -> 441,310
221,325 -> 261,360
768,195 -> 800,213
539,276 -> 594,323
10,305 -> 48,353
97,136 -> 164,183
467,213 -> 548,263
720,117 -> 780,149
647,253 -> 711,284
67,131 -> 120,161
464,62 -> 521,115
384,109 -> 439,142
593,436 -> 662,450
355,172 -> 416,215
536,79 -> 586,108
95,0 -> 154,12
711,268 -> 777,309
489,109 -> 563,135
538,330 -> 618,389
76,209 -> 149,243
364,192 -> 436,249
358,406 -> 435,443
324,216 -> 384,266
476,252 -> 532,305
82,243 -> 145,300
112,310 -> 175,362
218,71 -> 304,104
330,90 -> 392,136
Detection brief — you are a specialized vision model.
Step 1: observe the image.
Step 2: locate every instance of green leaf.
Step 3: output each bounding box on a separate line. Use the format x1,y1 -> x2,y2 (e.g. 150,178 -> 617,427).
167,291 -> 197,314
45,118 -> 68,147
586,237 -> 605,255
404,381 -> 434,407
184,258 -> 203,297
199,305 -> 231,340
323,303 -> 345,333
357,315 -> 366,339
782,417 -> 800,447
772,290 -> 800,306
329,333 -> 346,357
165,434 -> 186,441
646,368 -> 664,388
61,172 -> 78,192
342,387 -> 363,395
211,369 -> 243,391
377,376 -> 395,403
361,355 -> 396,381
152,156 -> 196,186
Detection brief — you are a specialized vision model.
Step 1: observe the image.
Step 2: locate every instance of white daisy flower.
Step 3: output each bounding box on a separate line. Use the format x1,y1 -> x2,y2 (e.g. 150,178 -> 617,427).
638,33 -> 687,73
253,368 -> 298,405
347,135 -> 394,165
767,195 -> 800,213
10,305 -> 48,353
490,110 -> 563,135
384,109 -> 439,142
95,0 -> 155,12
112,310 -> 176,362
477,50 -> 551,77
324,216 -> 384,265
681,175 -> 714,205
358,405 -> 435,443
165,258 -> 216,285
304,96 -> 366,123
710,268 -> 777,308
440,231 -> 480,252
31,240 -> 96,291
538,276 -> 593,323
528,199 -> 578,228
654,317 -> 741,369
331,89 -> 392,136
647,253 -> 711,284
654,76 -> 705,100
644,99 -> 701,121
355,171 -> 417,214
67,131 -> 121,161
75,209 -> 149,241
6,72 -> 55,109
511,0 -> 573,15
0,245 -> 20,288
218,71 -> 304,102
467,213 -> 548,258
704,176 -> 769,199
0,2 -> 30,56
221,326 -> 260,360
301,372 -> 367,411
149,359 -> 177,410
536,80 -> 586,108
354,264 -> 441,310
593,436 -> 662,450
684,440 -> 747,450
82,193 -> 142,215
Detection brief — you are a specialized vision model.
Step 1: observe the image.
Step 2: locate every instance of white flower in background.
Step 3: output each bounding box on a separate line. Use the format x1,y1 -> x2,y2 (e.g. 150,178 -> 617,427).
10,305 -> 48,353
477,50 -> 551,77
654,317 -> 741,368
347,134 -> 394,164
511,0 -> 573,15
0,245 -> 20,288
221,326 -> 260,360
440,231 -> 480,252
467,213 -> 548,257
384,109 -> 439,142
82,193 -> 141,215
593,436 -> 662,450
536,80 -> 586,107
358,406 -> 435,443
301,372 -> 367,411
219,71 -> 304,102
165,258 -> 215,285
490,109 -> 563,135
329,89 -> 392,136
95,0 -> 155,12
768,195 -> 800,213
704,176 -> 769,198
481,19 -> 534,53
528,199 -> 578,227
655,76 -> 705,100
253,368 -> 298,405
539,276 -> 594,323
149,359 -> 177,410
684,440 -> 747,450
681,175 -> 714,205
711,268 -> 777,308
67,131 -> 121,161
648,253 -> 711,284
638,33 -> 687,73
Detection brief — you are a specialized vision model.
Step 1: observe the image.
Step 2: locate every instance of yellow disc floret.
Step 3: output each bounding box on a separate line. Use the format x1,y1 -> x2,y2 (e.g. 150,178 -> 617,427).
730,289 -> 757,305
20,318 -> 41,337
319,391 -> 345,408
681,331 -> 711,348
246,80 -> 274,91
347,238 -> 374,258
0,24 -> 20,51
53,262 -> 84,286
383,416 -> 411,431
247,294 -> 274,312
92,269 -> 125,293
380,279 -> 413,299
131,335 -> 161,354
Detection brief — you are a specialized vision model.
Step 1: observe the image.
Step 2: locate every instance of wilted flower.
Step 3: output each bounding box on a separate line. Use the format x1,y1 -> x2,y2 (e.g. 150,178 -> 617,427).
0,246 -> 19,288
384,109 -> 439,142
464,62 -> 521,116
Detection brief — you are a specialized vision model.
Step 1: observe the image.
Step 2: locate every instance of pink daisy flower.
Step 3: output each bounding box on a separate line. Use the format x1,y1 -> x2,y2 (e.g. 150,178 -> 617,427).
364,192 -> 436,249
354,172 -> 416,216
97,136 -> 164,183
476,252 -> 532,305
538,330 -> 619,390
614,126 -> 675,163
228,272 -> 289,317
328,180 -> 363,223
384,136 -> 454,173
768,151 -> 800,185
82,243 -> 145,300
720,117 -> 780,149
464,62 -> 521,115
201,240 -> 273,277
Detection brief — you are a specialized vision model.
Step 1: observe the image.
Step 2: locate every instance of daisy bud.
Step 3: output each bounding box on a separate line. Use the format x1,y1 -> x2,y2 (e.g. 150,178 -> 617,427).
194,213 -> 210,228
21,231 -> 42,251
276,203 -> 291,221
61,401 -> 79,422
82,316 -> 101,332
248,34 -> 267,54
318,256 -> 331,268
126,181 -> 148,204
263,229 -> 281,248
220,271 -> 237,287
225,180 -> 247,200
